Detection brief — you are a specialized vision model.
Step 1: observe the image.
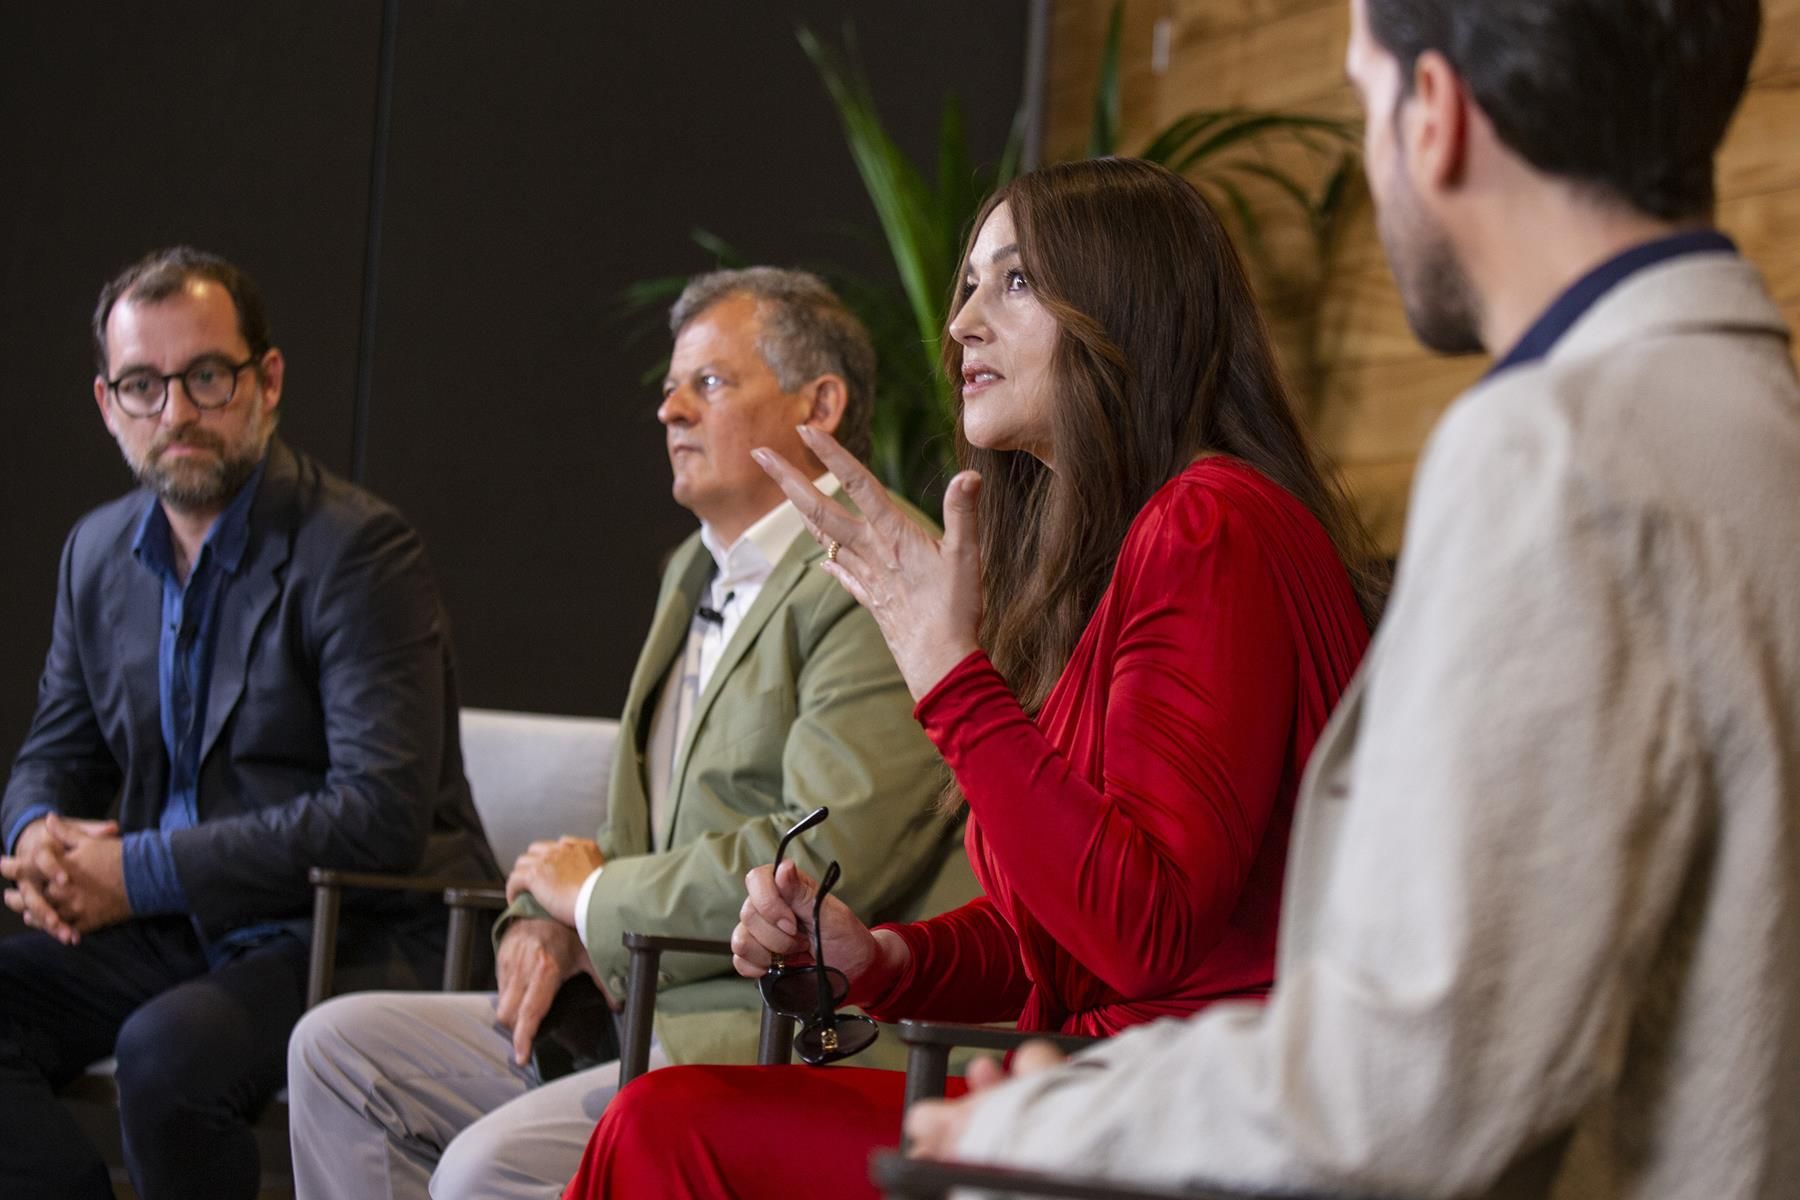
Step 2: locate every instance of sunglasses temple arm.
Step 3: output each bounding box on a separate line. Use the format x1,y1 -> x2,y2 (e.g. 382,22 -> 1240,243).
810,864 -> 842,1021
772,805 -> 830,876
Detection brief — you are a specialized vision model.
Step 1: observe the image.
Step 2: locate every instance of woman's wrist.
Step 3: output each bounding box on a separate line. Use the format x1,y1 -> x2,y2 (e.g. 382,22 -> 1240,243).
898,634 -> 981,702
848,927 -> 912,1004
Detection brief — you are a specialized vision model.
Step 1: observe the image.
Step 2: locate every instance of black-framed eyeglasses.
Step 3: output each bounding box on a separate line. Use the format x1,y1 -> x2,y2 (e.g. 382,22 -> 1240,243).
105,354 -> 259,417
757,806 -> 849,1012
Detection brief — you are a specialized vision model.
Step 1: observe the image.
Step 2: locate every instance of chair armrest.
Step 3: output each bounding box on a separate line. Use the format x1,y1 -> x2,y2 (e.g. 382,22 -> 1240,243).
309,866 -> 499,892
444,885 -> 508,910
898,1020 -> 1101,1056
306,867 -> 501,1007
439,886 -> 508,992
615,931 -> 795,1088
621,932 -> 733,956
870,1153 -> 1315,1200
897,1020 -> 1103,1117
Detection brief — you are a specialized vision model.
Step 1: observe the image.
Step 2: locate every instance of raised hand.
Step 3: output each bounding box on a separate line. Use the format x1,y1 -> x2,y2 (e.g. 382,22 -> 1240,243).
753,424 -> 984,701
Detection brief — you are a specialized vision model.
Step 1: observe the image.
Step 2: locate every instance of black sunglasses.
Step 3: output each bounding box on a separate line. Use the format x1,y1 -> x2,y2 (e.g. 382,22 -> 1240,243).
758,807 -> 849,1014
769,860 -> 879,1067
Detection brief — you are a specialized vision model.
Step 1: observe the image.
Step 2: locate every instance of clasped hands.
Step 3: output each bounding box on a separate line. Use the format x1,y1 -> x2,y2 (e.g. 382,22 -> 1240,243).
1,814 -> 130,944
752,424 -> 984,701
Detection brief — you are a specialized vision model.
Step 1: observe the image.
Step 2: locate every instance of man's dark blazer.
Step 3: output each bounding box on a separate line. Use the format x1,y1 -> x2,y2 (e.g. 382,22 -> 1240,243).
1,439 -> 495,982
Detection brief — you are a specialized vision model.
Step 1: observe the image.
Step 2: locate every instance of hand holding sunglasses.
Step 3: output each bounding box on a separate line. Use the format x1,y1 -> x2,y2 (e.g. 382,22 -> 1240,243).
762,860 -> 879,1065
731,807 -> 882,990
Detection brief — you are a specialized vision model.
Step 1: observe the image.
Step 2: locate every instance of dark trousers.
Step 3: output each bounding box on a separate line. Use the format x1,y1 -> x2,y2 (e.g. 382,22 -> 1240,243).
0,917 -> 307,1200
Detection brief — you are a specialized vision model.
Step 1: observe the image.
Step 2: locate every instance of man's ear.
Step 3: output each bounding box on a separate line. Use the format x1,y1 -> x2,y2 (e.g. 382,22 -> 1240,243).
94,375 -> 119,438
1404,49 -> 1471,194
256,347 -> 285,415
802,375 -> 848,437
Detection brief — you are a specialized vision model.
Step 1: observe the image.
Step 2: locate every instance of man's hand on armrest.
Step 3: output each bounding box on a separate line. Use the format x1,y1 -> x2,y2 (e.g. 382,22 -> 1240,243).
494,916 -> 599,1067
505,836 -> 604,928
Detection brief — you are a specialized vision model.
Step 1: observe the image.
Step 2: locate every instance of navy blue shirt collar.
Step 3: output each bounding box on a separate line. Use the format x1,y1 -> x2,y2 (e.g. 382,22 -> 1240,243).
132,456 -> 268,580
1486,229 -> 1738,378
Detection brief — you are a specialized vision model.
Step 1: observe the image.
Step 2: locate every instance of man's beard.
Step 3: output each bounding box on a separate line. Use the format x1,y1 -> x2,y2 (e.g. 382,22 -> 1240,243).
1378,170 -> 1486,356
124,412 -> 272,513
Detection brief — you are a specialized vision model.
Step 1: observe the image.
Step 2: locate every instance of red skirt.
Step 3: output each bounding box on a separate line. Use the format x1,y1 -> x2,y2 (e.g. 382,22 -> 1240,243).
564,1064 -> 969,1199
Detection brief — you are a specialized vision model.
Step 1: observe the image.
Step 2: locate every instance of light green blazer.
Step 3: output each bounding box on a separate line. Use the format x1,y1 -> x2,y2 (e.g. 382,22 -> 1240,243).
501,498 -> 971,1065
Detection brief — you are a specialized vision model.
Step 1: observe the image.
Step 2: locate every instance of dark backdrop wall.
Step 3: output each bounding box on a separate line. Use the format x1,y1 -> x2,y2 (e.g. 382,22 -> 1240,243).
0,2 -> 1031,758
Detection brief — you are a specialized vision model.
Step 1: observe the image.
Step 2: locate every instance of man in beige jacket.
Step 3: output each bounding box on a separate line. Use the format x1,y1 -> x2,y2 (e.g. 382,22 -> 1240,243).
910,2 -> 1800,1198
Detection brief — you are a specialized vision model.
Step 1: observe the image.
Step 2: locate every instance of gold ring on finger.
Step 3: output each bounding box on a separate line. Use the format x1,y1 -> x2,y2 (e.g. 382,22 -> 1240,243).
826,540 -> 840,563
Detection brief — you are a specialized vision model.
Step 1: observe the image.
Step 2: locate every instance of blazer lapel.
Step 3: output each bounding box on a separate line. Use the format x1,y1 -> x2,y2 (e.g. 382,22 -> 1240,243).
667,533 -> 820,800
198,447 -> 296,766
105,542 -> 167,800
607,538 -> 713,855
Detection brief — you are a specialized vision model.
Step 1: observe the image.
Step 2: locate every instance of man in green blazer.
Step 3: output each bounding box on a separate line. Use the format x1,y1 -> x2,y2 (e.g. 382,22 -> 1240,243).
286,268 -> 959,1200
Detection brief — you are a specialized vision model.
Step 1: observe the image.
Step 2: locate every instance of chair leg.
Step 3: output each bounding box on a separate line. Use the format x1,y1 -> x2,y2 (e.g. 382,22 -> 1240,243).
443,906 -> 477,991
306,884 -> 341,1009
618,945 -> 662,1088
899,1042 -> 951,1154
757,1004 -> 794,1066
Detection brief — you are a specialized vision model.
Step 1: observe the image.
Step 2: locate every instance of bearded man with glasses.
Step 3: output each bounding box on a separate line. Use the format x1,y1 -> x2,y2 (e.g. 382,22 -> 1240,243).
0,245 -> 493,1200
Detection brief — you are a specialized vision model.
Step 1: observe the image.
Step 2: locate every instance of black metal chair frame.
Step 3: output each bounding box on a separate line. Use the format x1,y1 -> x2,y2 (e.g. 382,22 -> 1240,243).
613,933 -> 1351,1200
611,934 -> 1095,1138
303,869 -> 507,1006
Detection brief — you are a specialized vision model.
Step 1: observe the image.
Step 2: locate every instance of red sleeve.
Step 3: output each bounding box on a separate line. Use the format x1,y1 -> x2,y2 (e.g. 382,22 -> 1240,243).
849,893 -> 1033,1024
914,491 -> 1298,999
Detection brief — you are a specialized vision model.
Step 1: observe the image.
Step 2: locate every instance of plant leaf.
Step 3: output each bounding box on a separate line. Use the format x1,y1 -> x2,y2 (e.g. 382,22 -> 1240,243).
1088,1 -> 1124,157
1136,109 -> 1233,165
1220,158 -> 1316,217
689,227 -> 746,266
1173,113 -> 1355,173
1207,175 -> 1264,257
799,24 -> 950,368
996,105 -> 1027,187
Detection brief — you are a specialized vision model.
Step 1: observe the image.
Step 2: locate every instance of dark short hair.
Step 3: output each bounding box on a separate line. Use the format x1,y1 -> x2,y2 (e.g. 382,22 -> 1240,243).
1365,0 -> 1761,220
92,246 -> 273,373
669,267 -> 876,462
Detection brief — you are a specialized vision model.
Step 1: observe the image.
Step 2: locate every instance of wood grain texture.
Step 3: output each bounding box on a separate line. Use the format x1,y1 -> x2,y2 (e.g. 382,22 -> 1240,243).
1753,0 -> 1800,81
1045,0 -> 1799,553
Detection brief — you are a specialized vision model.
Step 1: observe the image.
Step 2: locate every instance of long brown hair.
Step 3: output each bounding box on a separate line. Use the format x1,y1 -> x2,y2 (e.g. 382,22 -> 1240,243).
942,157 -> 1384,721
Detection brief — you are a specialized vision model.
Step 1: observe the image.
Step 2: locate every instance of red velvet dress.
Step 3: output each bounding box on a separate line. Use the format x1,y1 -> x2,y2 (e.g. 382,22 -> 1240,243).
565,458 -> 1371,1199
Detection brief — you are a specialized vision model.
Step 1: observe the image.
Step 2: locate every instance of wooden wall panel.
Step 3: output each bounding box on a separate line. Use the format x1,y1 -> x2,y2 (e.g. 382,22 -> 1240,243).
1165,3 -> 1344,113
1753,3 -> 1800,79
1045,0 -> 1800,555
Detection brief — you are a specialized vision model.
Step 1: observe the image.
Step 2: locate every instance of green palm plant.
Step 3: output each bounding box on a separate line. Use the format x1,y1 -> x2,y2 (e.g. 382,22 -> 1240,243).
625,6 -> 1359,514
802,9 -> 1358,512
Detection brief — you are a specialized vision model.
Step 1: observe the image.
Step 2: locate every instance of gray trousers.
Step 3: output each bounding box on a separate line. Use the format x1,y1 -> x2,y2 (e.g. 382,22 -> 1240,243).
286,990 -> 668,1200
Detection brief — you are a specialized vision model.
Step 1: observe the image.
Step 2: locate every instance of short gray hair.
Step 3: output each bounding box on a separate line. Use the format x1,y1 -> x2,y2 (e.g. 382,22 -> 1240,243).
669,267 -> 876,461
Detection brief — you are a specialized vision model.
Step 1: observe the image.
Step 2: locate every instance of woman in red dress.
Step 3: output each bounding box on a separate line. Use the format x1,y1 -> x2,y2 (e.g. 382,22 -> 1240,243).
564,157 -> 1383,1199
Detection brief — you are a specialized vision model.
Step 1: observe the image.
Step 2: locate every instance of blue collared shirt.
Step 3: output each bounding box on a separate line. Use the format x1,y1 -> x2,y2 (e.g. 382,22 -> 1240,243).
117,460 -> 267,927
1486,229 -> 1739,377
